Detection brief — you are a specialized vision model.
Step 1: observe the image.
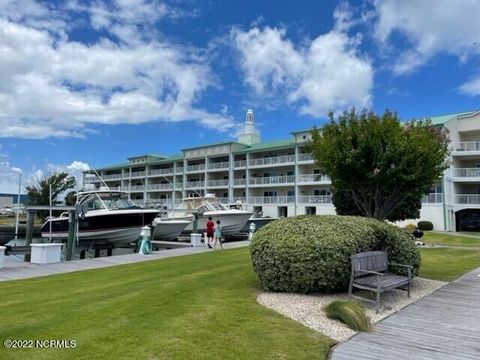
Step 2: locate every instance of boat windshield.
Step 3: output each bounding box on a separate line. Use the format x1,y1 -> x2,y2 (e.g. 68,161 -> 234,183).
185,197 -> 228,211
98,193 -> 135,209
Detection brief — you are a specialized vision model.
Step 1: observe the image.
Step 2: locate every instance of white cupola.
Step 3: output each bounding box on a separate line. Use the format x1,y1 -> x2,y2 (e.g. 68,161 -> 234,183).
238,109 -> 260,145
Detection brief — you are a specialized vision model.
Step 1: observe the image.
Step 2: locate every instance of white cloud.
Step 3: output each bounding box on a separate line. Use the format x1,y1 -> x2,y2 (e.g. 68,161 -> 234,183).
232,23 -> 373,116
459,76 -> 480,96
0,1 -> 235,139
372,0 -> 480,75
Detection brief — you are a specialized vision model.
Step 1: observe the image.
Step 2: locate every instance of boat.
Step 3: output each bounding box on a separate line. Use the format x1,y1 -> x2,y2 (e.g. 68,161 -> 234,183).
40,190 -> 159,245
166,194 -> 253,236
151,218 -> 191,240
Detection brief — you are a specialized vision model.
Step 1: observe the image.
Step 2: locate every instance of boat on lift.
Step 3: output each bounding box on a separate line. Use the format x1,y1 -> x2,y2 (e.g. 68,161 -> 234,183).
162,194 -> 253,236
151,218 -> 191,240
40,190 -> 159,245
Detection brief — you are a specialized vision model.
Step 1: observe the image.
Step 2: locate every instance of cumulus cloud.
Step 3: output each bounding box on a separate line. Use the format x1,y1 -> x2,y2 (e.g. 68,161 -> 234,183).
0,0 -> 234,139
231,10 -> 373,116
372,0 -> 480,76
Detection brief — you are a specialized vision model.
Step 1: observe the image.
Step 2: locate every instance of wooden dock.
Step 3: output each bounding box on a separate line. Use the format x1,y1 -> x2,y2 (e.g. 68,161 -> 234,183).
0,241 -> 249,282
330,266 -> 480,359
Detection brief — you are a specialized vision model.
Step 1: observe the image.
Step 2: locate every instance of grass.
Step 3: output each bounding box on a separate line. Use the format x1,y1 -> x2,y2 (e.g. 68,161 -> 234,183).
421,231 -> 480,247
324,300 -> 370,332
0,247 -> 333,360
419,248 -> 480,281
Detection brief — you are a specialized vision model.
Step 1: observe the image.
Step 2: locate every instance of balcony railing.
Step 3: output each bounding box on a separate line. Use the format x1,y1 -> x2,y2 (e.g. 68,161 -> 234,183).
249,154 -> 295,167
452,168 -> 480,178
297,174 -> 331,183
298,195 -> 332,204
233,197 -> 246,203
249,175 -> 296,185
207,179 -> 229,187
452,141 -> 480,152
185,181 -> 205,189
248,196 -> 295,204
131,171 -> 146,178
130,185 -> 145,191
234,160 -> 246,168
175,167 -> 184,173
455,194 -> 480,205
147,183 -> 173,191
233,178 -> 246,186
218,197 -> 230,204
132,199 -> 145,206
421,193 -> 443,204
149,168 -> 173,176
208,161 -> 229,170
103,173 -> 122,180
297,153 -> 314,162
186,164 -> 206,172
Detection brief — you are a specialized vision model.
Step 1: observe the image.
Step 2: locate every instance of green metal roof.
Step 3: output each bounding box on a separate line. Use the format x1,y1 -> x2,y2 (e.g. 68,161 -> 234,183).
128,154 -> 166,160
181,141 -> 245,151
91,162 -> 129,172
420,110 -> 477,125
148,154 -> 183,164
234,138 -> 295,153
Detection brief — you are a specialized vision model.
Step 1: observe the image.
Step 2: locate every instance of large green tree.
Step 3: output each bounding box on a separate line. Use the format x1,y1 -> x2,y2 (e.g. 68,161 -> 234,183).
309,108 -> 450,221
26,172 -> 76,217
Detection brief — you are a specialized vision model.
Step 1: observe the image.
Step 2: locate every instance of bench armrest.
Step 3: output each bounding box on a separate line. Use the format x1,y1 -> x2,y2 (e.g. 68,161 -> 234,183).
388,263 -> 412,278
354,269 -> 384,276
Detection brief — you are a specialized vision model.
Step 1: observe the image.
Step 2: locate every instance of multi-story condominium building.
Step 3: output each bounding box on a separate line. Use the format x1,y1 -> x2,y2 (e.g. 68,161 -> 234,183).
83,109 -> 480,232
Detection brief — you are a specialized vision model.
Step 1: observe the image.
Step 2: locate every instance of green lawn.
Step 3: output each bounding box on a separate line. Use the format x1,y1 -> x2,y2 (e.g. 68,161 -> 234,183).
0,247 -> 332,360
422,231 -> 480,247
419,247 -> 480,281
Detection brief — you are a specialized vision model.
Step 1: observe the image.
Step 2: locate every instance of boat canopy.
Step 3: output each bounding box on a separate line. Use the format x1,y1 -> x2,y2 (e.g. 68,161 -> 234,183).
183,195 -> 228,212
77,191 -> 136,211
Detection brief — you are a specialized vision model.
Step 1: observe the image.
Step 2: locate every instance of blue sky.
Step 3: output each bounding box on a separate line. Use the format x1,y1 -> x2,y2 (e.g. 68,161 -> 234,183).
1,0 -> 480,192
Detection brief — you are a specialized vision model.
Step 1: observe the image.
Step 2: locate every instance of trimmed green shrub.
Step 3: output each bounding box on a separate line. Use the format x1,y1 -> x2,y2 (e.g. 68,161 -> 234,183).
250,215 -> 420,293
324,300 -> 370,332
417,221 -> 433,231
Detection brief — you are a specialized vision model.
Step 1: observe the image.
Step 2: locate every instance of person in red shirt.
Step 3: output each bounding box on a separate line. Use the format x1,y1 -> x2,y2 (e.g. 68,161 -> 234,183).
205,216 -> 214,249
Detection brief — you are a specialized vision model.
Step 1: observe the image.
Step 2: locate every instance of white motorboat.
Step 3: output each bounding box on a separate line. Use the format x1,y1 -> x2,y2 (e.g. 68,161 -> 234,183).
167,194 -> 253,236
151,218 -> 191,240
41,190 -> 159,245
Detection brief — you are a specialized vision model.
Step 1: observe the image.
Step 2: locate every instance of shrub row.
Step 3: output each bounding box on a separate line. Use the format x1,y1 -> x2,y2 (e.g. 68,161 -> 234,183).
250,215 -> 420,293
417,221 -> 433,231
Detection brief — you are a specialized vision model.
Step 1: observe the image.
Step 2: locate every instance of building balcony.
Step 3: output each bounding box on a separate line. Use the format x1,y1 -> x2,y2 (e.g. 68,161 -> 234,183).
452,141 -> 480,154
185,181 -> 205,189
132,199 -> 145,206
233,178 -> 246,186
218,197 -> 230,204
248,175 -> 296,186
248,196 -> 295,204
233,197 -> 246,203
175,167 -> 184,173
103,173 -> 122,180
207,179 -> 229,188
421,193 -> 443,204
298,195 -> 332,204
186,164 -> 206,172
297,174 -> 331,183
130,185 -> 145,191
149,168 -> 173,176
207,161 -> 229,171
147,184 -> 173,191
131,171 -> 146,178
234,160 -> 246,168
452,168 -> 480,179
297,153 -> 314,162
249,154 -> 295,167
454,194 -> 480,205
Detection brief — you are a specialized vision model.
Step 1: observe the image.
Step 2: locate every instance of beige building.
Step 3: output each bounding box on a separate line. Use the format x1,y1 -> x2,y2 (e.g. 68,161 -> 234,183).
84,110 -> 480,232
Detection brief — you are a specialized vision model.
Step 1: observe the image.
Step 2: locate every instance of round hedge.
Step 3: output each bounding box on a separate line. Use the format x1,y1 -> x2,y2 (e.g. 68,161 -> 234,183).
250,215 -> 420,293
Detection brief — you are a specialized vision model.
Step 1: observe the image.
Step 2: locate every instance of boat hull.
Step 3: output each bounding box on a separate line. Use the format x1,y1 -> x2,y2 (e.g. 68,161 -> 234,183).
41,210 -> 158,245
152,219 -> 190,240
181,211 -> 253,236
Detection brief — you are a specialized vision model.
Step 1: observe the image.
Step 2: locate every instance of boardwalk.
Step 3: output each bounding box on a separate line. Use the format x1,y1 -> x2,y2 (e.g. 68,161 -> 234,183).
0,241 -> 249,282
330,266 -> 480,360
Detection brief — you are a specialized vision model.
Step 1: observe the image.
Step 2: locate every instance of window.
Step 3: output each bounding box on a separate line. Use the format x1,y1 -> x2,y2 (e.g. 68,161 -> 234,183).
287,190 -> 295,197
264,191 -> 277,197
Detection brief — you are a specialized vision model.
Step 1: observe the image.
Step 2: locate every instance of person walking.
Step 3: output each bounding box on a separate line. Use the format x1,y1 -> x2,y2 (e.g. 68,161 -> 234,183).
213,220 -> 223,250
205,216 -> 214,249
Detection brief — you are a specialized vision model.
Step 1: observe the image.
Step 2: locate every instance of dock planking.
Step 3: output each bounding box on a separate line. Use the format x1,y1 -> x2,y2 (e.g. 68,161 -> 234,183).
0,241 -> 249,282
330,266 -> 480,360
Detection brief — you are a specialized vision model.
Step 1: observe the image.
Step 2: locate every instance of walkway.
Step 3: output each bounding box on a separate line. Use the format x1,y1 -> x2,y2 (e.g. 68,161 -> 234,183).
0,241 -> 249,282
330,266 -> 480,359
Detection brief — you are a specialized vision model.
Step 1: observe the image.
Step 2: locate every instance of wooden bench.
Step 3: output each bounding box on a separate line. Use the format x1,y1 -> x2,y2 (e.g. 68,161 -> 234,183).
348,251 -> 413,313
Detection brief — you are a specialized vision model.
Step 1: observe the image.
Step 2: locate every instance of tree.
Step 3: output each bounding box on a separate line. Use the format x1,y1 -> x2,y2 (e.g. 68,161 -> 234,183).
308,108 -> 450,221
26,172 -> 76,218
64,191 -> 77,206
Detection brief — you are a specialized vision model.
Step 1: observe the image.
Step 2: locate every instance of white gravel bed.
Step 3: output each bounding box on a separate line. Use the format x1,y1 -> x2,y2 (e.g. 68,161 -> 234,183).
257,277 -> 446,342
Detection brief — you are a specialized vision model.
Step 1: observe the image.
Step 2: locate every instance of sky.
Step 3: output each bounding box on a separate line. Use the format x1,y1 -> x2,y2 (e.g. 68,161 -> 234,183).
1,0 -> 480,193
